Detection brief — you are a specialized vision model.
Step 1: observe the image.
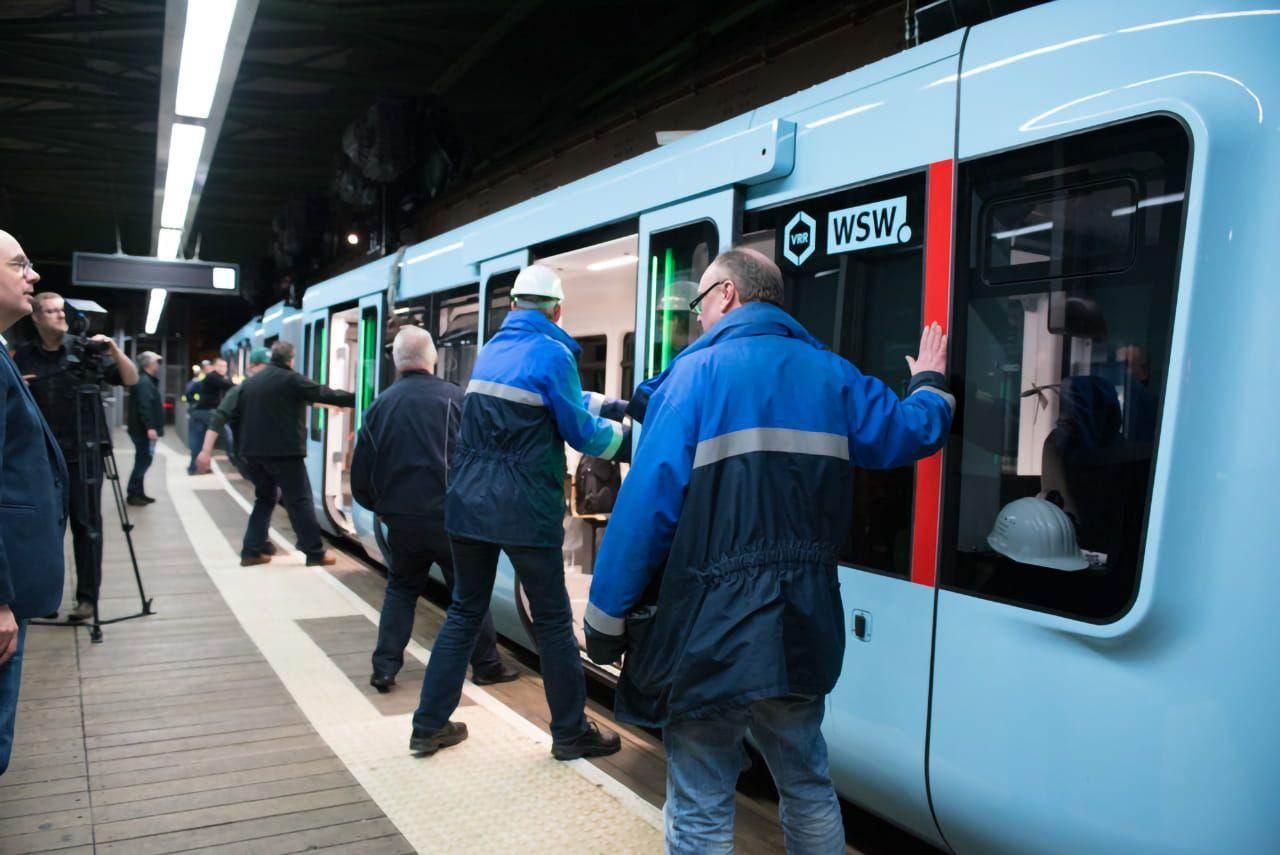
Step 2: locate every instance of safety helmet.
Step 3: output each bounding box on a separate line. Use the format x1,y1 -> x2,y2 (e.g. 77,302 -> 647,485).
511,264 -> 564,302
986,497 -> 1089,571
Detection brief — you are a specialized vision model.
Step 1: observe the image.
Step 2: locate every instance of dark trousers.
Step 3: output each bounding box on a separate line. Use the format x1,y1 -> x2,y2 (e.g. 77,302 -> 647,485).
373,522 -> 502,678
127,431 -> 153,498
241,456 -> 323,559
414,537 -> 587,742
66,457 -> 103,605
0,621 -> 27,776
187,409 -> 211,473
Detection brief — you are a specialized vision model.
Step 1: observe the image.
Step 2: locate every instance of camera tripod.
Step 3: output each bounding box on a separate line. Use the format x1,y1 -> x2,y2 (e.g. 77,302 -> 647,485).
29,374 -> 154,643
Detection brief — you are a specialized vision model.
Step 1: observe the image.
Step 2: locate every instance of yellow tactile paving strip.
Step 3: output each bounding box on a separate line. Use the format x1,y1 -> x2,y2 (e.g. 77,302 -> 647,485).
162,444 -> 663,853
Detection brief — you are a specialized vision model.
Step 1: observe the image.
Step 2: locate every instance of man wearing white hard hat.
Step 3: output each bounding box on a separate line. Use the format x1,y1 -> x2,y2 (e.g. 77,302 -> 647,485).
410,263 -> 628,760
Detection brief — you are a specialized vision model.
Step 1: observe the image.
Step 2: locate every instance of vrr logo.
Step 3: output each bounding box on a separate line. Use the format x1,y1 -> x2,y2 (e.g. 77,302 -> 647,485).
783,210 -> 816,266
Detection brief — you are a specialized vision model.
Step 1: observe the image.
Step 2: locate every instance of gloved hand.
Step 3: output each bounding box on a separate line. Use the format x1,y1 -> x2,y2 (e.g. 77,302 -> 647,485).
584,622 -> 627,665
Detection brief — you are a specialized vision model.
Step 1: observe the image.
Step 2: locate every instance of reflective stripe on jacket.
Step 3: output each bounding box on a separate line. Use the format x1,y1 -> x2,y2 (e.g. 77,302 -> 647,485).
586,301 -> 954,727
445,309 -> 626,548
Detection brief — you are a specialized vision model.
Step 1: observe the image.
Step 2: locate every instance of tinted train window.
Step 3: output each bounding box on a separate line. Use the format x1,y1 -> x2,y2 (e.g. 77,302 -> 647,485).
576,335 -> 607,393
485,270 -> 517,340
744,170 -> 927,578
941,115 -> 1189,622
382,299 -> 429,391
435,288 -> 479,387
620,331 -> 635,394
645,221 -> 716,378
310,319 -> 326,440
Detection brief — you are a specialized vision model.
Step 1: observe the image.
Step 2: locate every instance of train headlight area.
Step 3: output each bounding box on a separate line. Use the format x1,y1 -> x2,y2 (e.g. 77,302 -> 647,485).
5,0 -> 1280,852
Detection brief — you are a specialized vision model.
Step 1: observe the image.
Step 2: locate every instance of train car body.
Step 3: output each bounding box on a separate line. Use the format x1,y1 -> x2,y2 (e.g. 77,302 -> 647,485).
219,300 -> 301,379
227,2 -> 1280,850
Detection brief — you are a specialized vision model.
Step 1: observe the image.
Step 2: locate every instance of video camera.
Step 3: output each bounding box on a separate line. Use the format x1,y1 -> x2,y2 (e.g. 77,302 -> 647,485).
63,298 -> 111,371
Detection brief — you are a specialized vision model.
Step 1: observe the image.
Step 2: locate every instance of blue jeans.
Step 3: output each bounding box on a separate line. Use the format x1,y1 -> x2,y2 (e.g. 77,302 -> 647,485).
373,521 -> 501,677
187,409 -> 211,472
241,457 -> 322,559
127,431 -> 153,498
0,621 -> 28,776
663,695 -> 845,854
414,537 -> 587,742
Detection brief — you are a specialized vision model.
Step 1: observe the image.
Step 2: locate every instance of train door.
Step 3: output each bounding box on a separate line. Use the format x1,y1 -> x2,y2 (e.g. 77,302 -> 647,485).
349,293 -> 383,555
320,299 -> 380,536
926,24 -> 1207,849
302,315 -> 334,534
531,226 -> 639,649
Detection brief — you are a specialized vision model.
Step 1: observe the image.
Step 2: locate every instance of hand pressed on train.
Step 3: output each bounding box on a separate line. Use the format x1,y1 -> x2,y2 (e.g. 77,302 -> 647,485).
195,450 -> 212,473
905,322 -> 947,376
0,604 -> 17,667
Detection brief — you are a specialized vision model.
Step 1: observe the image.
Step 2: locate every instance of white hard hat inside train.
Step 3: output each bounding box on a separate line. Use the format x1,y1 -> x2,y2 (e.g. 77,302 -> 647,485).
986,496 -> 1089,572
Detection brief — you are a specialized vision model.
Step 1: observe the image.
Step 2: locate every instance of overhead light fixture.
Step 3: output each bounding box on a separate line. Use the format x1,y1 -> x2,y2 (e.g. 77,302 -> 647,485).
175,0 -> 239,119
212,266 -> 236,289
145,288 -> 168,335
346,232 -> 360,246
161,123 -> 206,230
586,255 -> 639,272
157,228 -> 183,259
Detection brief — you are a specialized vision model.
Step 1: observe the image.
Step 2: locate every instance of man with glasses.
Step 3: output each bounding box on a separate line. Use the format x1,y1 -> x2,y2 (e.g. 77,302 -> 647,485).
0,232 -> 67,775
15,292 -> 137,623
585,247 -> 954,853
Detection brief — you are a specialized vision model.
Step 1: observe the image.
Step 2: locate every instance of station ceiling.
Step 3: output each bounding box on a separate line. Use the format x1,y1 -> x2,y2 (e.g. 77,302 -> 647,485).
0,0 -> 903,344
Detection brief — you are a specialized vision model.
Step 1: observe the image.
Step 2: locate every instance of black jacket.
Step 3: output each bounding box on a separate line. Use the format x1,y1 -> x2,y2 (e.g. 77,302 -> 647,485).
127,371 -> 164,437
231,361 -> 353,458
13,340 -> 123,460
194,371 -> 232,410
351,370 -> 461,526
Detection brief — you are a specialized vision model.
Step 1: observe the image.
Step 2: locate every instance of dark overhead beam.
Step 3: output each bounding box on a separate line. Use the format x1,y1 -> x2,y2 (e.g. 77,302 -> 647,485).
0,82 -> 155,111
0,13 -> 163,36
430,0 -> 541,95
0,56 -> 157,101
236,60 -> 427,93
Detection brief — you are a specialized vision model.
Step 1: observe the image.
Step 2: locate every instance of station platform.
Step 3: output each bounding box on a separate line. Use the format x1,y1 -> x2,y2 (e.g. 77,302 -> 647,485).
1,432 -> 930,854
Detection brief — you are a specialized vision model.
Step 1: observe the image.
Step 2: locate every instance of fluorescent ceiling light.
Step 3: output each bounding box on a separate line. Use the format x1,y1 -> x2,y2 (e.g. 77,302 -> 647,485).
145,288 -> 168,335
175,0 -> 239,119
161,122 -> 206,229
212,266 -> 237,290
157,228 -> 183,259
586,255 -> 639,272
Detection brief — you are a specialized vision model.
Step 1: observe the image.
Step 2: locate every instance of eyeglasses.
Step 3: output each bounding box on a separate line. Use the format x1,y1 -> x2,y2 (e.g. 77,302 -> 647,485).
6,259 -> 35,276
689,279 -> 728,316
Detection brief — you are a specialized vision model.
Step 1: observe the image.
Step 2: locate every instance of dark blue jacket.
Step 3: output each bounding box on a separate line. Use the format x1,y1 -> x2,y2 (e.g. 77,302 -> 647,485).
586,302 -> 953,726
351,370 -> 462,527
446,310 -> 627,548
0,348 -> 67,619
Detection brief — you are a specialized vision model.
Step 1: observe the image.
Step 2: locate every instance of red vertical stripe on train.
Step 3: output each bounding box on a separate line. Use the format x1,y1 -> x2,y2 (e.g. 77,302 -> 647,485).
910,159 -> 954,587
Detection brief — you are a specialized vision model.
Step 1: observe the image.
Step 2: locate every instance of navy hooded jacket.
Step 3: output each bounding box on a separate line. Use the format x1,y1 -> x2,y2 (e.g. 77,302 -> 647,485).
445,309 -> 628,548
586,301 -> 953,727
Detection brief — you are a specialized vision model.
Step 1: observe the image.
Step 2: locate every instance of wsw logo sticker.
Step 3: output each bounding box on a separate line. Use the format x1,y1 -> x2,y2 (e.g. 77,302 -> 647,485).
826,196 -> 911,255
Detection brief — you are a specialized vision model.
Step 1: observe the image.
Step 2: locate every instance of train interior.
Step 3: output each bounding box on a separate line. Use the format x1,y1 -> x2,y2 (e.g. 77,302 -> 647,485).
324,306 -> 361,534
532,233 -> 639,647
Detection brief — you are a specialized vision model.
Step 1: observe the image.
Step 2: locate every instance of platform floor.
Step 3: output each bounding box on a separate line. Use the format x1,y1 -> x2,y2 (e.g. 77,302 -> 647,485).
2,432 -> 937,854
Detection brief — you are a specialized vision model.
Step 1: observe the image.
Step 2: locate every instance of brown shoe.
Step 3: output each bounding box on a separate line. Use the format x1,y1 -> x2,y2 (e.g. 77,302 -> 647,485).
68,601 -> 95,622
305,550 -> 337,566
240,554 -> 271,566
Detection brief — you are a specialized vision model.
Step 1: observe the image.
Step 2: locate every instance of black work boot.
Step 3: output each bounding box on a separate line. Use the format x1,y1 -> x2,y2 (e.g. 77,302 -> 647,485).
552,720 -> 621,761
369,672 -> 395,693
409,721 -> 468,756
471,662 -> 520,685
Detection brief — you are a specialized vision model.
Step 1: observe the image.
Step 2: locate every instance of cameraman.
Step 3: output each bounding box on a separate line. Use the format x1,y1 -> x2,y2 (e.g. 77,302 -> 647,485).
14,292 -> 137,622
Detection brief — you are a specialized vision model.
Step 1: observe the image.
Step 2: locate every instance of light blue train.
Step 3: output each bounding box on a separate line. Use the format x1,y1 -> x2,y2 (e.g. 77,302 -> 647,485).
223,3 -> 1280,850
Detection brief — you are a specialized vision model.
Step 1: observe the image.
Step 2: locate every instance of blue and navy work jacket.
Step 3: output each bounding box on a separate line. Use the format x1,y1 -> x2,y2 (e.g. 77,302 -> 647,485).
586,301 -> 954,727
445,309 -> 627,548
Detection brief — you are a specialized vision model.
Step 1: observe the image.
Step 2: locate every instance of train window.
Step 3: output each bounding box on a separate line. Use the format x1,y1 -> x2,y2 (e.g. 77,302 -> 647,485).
485,270 -> 517,340
435,288 -> 479,387
941,115 -> 1189,622
744,170 -> 927,578
620,331 -> 635,394
645,221 -> 716,378
310,319 -> 326,440
382,299 -> 429,391
575,335 -> 607,393
357,307 -> 378,430
983,179 -> 1138,285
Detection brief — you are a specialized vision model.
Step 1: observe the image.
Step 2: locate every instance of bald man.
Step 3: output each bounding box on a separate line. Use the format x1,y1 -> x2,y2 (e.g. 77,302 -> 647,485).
0,231 -> 67,775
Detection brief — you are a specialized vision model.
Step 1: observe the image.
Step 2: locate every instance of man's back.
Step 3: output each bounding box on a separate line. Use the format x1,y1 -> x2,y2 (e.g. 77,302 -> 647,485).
352,371 -> 461,524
